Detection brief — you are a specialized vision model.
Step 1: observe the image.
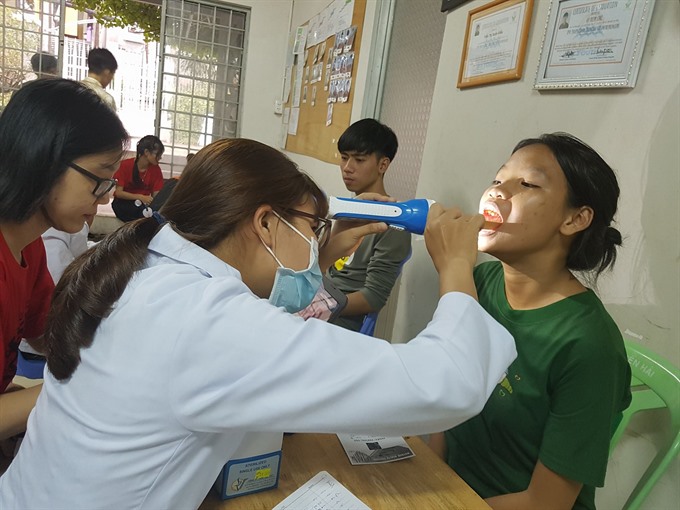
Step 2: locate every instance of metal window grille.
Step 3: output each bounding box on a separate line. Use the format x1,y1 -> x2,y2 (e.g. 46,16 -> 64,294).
0,0 -> 62,109
1,1 -> 247,178
61,37 -> 91,81
157,0 -> 248,177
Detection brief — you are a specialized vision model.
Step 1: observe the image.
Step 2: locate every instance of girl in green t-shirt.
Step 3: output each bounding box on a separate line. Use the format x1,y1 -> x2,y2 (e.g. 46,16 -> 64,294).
430,133 -> 631,510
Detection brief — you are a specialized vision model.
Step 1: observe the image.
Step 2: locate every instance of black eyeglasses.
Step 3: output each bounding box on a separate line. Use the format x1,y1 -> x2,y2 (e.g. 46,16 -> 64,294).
69,162 -> 118,199
282,208 -> 333,248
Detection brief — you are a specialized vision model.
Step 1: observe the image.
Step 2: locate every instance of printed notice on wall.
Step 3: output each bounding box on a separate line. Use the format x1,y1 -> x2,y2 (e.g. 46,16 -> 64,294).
336,434 -> 415,465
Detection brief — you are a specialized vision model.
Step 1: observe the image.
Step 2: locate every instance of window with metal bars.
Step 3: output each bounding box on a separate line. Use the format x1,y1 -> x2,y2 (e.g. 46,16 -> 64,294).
1,0 -> 248,179
157,0 -> 248,177
0,1 -> 60,109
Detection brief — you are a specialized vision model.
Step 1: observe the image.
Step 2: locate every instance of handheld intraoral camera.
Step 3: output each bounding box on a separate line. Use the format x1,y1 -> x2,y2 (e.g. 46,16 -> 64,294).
328,197 -> 434,235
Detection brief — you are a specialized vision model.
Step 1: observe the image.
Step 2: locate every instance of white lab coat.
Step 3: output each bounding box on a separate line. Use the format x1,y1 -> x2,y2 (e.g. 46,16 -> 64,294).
42,224 -> 90,282
0,225 -> 516,510
18,224 -> 90,355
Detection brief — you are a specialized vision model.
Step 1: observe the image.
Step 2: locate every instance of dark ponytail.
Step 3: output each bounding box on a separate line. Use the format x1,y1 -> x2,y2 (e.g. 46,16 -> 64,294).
513,133 -> 622,281
132,155 -> 143,187
566,225 -> 622,277
46,218 -> 162,380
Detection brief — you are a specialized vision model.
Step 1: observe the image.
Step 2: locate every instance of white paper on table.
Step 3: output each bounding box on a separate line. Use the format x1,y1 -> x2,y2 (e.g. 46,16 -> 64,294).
336,434 -> 415,465
272,470 -> 371,510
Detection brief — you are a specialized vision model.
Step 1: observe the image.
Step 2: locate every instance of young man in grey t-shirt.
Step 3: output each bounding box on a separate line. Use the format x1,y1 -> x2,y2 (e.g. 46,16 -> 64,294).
326,119 -> 412,332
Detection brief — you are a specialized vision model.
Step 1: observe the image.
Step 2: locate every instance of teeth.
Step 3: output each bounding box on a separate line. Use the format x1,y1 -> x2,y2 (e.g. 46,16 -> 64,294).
483,209 -> 502,222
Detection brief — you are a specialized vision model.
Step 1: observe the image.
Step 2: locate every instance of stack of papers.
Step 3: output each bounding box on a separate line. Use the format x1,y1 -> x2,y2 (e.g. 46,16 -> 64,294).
273,470 -> 370,510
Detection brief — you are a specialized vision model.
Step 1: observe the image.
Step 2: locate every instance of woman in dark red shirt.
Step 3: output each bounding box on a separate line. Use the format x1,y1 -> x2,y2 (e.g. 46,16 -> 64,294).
112,135 -> 165,222
0,79 -> 127,444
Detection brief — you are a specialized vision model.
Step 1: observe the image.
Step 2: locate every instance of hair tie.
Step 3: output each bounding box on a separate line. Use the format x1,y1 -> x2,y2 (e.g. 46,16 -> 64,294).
152,211 -> 167,225
605,225 -> 622,246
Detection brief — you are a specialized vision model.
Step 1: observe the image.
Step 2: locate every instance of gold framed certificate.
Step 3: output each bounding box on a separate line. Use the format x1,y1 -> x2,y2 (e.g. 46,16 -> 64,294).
457,0 -> 534,89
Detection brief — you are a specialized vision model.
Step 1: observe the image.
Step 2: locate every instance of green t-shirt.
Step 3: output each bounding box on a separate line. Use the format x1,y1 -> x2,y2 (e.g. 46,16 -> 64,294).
445,262 -> 631,510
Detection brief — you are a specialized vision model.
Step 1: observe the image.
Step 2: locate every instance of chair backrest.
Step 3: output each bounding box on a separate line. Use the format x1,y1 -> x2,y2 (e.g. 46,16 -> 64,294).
16,350 -> 46,380
609,340 -> 680,510
359,247 -> 413,337
359,310 -> 379,336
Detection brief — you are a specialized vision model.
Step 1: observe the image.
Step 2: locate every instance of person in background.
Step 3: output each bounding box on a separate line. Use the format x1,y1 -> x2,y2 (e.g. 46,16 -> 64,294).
112,135 -> 165,222
80,48 -> 118,112
429,133 -> 631,510
0,78 -> 127,448
326,118 -> 412,332
30,53 -> 57,79
151,151 -> 193,212
0,137 -> 516,509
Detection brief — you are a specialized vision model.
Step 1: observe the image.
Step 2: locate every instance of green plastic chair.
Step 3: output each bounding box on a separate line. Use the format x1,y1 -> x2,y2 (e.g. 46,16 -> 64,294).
609,340 -> 680,510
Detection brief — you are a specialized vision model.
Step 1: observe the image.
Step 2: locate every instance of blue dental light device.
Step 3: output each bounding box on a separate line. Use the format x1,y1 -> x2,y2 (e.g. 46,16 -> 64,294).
328,196 -> 434,235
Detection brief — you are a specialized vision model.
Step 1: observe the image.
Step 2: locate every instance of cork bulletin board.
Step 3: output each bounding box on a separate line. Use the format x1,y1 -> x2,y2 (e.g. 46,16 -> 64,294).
283,0 -> 366,164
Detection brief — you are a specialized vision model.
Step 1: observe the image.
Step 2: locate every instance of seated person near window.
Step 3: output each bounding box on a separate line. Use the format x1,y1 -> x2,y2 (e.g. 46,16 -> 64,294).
326,119 -> 411,332
429,133 -> 631,510
112,135 -> 164,222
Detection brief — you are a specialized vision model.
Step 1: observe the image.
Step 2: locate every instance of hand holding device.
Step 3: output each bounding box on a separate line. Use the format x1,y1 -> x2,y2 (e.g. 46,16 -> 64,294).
328,197 -> 433,235
328,196 -> 500,235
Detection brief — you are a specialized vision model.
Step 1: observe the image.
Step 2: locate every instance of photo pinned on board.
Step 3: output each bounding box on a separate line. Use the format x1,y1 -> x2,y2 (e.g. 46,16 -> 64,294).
326,103 -> 333,126
344,26 -> 357,52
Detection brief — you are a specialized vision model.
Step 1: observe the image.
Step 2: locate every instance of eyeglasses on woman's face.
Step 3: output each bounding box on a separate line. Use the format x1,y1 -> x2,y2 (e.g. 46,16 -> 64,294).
69,162 -> 118,199
282,208 -> 332,248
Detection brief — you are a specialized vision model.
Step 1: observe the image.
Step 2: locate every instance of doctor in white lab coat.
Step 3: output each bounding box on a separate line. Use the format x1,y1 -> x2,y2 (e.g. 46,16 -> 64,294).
0,138 -> 516,510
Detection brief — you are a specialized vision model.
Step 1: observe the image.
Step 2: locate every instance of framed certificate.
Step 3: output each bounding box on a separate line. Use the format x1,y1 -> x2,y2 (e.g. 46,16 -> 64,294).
457,0 -> 534,89
534,0 -> 656,89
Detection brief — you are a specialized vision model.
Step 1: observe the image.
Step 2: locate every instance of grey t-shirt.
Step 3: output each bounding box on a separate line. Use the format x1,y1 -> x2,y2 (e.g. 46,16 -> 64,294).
326,228 -> 412,331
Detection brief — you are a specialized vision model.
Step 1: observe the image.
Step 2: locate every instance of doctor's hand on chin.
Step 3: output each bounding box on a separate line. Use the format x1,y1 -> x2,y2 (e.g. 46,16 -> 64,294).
318,192 -> 394,270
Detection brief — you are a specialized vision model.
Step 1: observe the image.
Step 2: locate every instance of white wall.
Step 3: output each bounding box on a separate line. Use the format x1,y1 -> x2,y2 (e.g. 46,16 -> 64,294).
234,1 -> 294,147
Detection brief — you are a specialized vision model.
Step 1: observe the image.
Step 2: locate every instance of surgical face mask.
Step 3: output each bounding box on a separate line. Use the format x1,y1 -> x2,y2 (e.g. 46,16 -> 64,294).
261,212 -> 323,313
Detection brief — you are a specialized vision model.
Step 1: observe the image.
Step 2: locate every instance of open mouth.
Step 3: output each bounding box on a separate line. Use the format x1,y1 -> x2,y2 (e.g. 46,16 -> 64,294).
481,206 -> 503,230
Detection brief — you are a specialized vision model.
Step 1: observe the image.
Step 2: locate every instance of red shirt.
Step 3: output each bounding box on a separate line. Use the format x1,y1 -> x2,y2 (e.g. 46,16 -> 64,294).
0,232 -> 54,392
114,158 -> 164,196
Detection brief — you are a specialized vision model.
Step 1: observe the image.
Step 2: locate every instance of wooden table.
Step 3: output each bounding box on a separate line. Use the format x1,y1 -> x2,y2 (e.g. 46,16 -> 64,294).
200,433 -> 490,510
